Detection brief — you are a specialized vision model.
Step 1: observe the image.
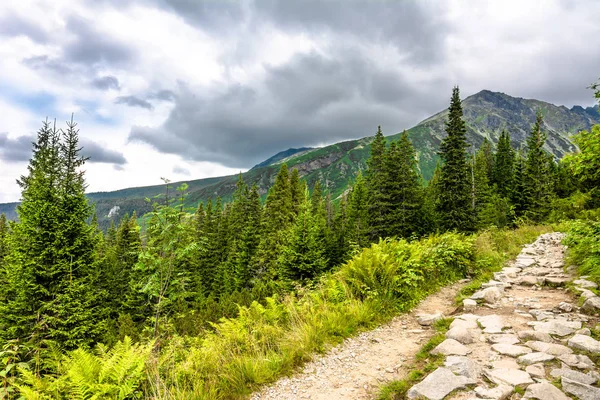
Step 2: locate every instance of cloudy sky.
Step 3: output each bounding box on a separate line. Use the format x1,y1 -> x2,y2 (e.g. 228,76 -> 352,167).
0,0 -> 599,202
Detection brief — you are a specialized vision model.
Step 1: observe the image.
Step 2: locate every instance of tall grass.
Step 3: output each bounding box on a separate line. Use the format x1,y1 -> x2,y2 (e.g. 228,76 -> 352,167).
564,219 -> 600,283
14,226 -> 552,399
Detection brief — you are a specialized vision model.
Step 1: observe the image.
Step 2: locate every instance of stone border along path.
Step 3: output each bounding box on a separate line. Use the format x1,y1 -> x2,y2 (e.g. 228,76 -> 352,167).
251,233 -> 600,400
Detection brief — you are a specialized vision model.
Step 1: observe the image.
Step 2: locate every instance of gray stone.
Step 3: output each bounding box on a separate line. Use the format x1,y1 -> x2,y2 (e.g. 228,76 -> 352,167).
544,277 -> 570,286
523,382 -> 569,400
406,367 -> 476,400
474,384 -> 513,400
456,313 -> 481,322
574,279 -> 599,289
463,299 -> 477,312
567,334 -> 600,353
451,318 -> 479,330
417,313 -> 443,326
518,352 -> 555,365
530,310 -> 555,321
491,358 -> 520,370
525,363 -> 545,379
557,354 -> 595,370
478,315 -> 510,334
561,377 -> 600,400
519,276 -> 542,286
488,334 -> 520,345
525,341 -> 573,356
550,368 -> 598,385
576,327 -> 592,336
431,339 -> 472,356
482,280 -> 507,288
446,326 -> 475,344
444,356 -> 482,380
518,330 -> 553,343
484,367 -> 534,386
516,256 -> 537,268
502,267 -> 521,277
581,297 -> 600,314
532,319 -> 582,336
472,287 -> 504,304
558,302 -> 573,312
580,289 -> 597,301
492,343 -> 533,357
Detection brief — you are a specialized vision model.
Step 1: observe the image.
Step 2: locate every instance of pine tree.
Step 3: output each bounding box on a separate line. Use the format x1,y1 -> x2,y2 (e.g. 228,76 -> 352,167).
493,130 -> 516,198
386,131 -> 423,238
1,118 -> 102,349
436,87 -> 476,232
366,126 -> 391,239
347,172 -> 369,248
512,151 -> 528,218
523,113 -> 553,221
472,144 -> 493,227
252,164 -> 293,280
278,187 -> 327,282
290,168 -> 303,218
0,213 -> 8,266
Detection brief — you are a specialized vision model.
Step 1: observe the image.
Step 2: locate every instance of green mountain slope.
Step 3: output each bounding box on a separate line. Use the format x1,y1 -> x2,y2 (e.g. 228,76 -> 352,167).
2,90 -> 598,228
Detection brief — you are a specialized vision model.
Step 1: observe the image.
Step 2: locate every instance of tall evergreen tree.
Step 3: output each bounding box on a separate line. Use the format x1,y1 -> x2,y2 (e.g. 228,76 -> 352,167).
347,172 -> 369,249
512,152 -> 528,218
366,126 -> 390,239
493,130 -> 516,198
386,131 -> 423,238
436,87 -> 476,232
523,113 -> 553,221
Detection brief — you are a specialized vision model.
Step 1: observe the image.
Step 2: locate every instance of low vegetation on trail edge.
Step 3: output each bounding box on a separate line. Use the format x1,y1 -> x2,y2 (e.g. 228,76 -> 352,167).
10,225 -> 550,399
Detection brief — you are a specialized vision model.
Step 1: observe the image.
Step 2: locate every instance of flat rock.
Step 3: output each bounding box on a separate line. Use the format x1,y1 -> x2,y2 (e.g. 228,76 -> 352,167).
525,363 -> 545,379
407,367 -> 476,400
463,299 -> 477,312
502,267 -> 521,277
525,341 -> 573,356
446,326 -> 475,344
518,330 -> 553,343
482,280 -> 507,288
576,327 -> 592,336
567,334 -> 600,353
478,315 -> 510,334
532,319 -> 582,336
558,302 -> 574,312
472,287 -> 504,304
492,343 -> 532,357
516,256 -> 536,268
417,313 -> 444,326
444,356 -> 482,379
491,358 -> 521,370
561,377 -> 600,400
456,314 -> 481,322
581,297 -> 600,314
580,289 -> 597,301
544,277 -> 570,286
550,368 -> 598,385
451,318 -> 479,330
574,279 -> 599,289
484,367 -> 534,387
489,334 -> 520,345
519,276 -> 542,286
518,352 -> 555,365
431,339 -> 472,356
523,382 -> 569,400
557,353 -> 596,370
474,384 -> 513,400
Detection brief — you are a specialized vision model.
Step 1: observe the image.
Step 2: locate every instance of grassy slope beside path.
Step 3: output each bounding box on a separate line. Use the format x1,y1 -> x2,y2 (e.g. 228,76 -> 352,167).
14,225 -> 552,399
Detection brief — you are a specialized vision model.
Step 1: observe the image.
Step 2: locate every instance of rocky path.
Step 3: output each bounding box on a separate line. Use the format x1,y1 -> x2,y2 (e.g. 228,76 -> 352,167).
251,233 -> 600,400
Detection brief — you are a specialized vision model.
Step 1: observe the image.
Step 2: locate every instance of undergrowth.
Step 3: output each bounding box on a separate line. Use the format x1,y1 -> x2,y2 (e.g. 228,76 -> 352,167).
11,226 -> 553,399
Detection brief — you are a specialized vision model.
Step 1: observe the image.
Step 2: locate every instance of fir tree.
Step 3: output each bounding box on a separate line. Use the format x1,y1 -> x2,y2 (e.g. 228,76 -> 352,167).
493,130 -> 515,198
436,87 -> 476,232
512,152 -> 528,218
366,126 -> 391,239
523,113 -> 553,221
386,131 -> 423,238
347,172 -> 369,248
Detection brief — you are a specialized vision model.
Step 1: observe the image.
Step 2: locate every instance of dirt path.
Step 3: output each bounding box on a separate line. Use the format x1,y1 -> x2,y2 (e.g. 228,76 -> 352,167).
251,282 -> 466,400
251,233 -> 600,400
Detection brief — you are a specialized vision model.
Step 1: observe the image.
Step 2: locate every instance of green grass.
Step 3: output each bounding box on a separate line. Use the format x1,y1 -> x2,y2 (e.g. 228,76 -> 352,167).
15,226 -> 554,399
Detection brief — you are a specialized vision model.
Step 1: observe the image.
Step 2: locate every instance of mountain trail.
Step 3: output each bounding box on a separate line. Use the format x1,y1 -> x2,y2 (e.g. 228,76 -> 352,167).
251,233 -> 600,400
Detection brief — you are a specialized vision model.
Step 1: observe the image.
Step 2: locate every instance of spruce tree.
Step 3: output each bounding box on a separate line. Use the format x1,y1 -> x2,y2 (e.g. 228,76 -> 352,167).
347,172 -> 369,249
386,131 -> 423,238
493,130 -> 515,198
0,213 -> 8,267
436,87 -> 476,232
523,113 -> 553,221
366,126 -> 390,239
512,152 -> 528,218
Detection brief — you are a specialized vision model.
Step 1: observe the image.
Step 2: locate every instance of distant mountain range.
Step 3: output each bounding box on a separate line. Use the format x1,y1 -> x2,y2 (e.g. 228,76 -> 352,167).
1,90 -> 598,228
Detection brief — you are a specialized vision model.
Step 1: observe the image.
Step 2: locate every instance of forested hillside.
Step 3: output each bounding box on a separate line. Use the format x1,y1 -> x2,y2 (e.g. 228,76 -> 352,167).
0,85 -> 599,399
1,90 -> 597,230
